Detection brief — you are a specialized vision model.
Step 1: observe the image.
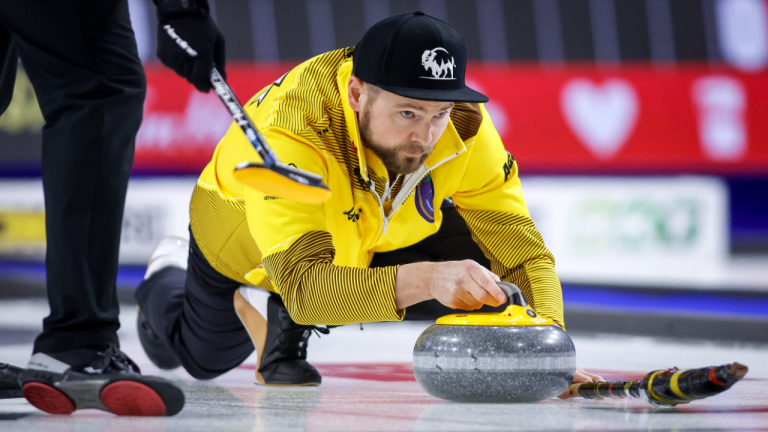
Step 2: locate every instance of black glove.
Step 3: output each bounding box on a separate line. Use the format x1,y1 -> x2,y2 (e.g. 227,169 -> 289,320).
155,0 -> 226,92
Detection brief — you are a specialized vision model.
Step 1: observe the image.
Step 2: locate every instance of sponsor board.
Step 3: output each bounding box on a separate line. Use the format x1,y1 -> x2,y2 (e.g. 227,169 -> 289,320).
0,180 -> 46,260
0,177 -> 757,290
0,210 -> 46,259
522,176 -> 730,288
117,178 -> 195,263
125,64 -> 768,174
3,64 -> 767,175
0,179 -> 196,264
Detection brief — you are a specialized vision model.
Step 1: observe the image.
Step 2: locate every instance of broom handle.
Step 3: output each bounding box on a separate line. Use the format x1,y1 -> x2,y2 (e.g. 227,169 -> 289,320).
209,68 -> 277,166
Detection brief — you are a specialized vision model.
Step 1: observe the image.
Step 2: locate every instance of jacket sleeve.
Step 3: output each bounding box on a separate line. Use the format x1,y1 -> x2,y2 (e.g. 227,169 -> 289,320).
452,105 -> 565,328
247,126 -> 404,326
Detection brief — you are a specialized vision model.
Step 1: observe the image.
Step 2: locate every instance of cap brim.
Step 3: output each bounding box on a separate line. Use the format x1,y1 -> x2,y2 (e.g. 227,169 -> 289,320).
376,83 -> 489,103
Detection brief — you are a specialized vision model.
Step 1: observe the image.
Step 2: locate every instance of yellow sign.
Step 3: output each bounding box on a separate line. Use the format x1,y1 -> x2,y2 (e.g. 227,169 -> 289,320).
0,210 -> 46,256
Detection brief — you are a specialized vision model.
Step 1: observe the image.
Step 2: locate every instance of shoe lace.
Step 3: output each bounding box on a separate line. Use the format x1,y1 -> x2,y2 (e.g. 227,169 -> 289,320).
89,344 -> 141,375
276,309 -> 330,358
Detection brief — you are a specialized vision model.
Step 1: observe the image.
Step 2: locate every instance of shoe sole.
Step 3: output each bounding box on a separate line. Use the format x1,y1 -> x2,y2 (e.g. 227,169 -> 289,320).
145,236 -> 189,280
101,381 -> 166,416
22,383 -> 75,414
22,380 -> 172,416
256,378 -> 321,387
233,290 -> 269,379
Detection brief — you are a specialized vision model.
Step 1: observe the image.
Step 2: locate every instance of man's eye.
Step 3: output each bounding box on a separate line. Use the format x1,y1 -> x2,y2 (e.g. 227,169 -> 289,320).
435,111 -> 448,118
401,111 -> 414,118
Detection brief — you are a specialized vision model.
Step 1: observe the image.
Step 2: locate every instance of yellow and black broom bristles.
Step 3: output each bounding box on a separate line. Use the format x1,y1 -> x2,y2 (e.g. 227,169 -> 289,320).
569,363 -> 748,406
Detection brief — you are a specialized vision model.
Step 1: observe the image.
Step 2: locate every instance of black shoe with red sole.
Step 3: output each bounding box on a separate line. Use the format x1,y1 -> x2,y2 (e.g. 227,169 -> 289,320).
19,345 -> 184,416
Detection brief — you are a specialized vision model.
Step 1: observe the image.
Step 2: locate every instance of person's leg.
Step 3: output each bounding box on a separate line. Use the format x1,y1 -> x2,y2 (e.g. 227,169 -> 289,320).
370,200 -> 504,319
0,0 -> 145,352
1,1 -> 185,417
136,235 -> 255,380
0,23 -> 17,115
0,21 -> 26,401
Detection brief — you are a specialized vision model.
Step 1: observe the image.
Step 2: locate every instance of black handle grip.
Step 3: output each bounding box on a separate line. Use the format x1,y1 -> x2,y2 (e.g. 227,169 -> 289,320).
496,281 -> 529,307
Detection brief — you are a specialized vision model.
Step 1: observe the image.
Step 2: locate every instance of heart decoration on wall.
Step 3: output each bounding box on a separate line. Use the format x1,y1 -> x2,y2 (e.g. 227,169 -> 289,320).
561,78 -> 640,159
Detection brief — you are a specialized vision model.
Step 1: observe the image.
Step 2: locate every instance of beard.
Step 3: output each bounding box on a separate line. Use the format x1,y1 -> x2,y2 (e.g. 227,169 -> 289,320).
359,104 -> 432,175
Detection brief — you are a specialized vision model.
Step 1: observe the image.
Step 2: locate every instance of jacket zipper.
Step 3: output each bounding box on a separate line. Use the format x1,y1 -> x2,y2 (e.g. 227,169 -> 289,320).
369,148 -> 466,237
388,149 -> 466,217
368,179 -> 388,235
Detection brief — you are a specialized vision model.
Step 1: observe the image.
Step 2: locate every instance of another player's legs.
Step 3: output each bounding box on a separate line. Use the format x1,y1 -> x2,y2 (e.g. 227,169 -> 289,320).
0,22 -> 16,115
0,0 -> 183,415
0,19 -> 24,402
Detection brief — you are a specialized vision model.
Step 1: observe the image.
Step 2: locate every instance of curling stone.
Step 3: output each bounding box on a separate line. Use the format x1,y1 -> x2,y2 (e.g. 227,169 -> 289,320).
412,282 -> 576,403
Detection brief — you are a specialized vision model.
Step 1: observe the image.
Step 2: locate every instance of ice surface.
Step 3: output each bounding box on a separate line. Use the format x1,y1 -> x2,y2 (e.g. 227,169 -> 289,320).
0,299 -> 766,431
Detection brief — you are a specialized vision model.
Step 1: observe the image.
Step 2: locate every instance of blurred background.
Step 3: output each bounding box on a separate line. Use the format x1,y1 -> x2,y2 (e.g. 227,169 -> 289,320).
1,0 -> 766,341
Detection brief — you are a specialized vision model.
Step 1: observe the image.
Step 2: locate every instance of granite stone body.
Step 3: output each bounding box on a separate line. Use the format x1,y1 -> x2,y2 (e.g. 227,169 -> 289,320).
413,324 -> 576,403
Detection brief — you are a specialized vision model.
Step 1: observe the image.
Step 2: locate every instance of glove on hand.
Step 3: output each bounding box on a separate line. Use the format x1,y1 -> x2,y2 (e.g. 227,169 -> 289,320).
156,0 -> 226,92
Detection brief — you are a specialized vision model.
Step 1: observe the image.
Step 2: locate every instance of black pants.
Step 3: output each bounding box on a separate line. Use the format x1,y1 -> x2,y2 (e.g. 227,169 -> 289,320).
136,204 -> 504,380
0,0 -> 146,353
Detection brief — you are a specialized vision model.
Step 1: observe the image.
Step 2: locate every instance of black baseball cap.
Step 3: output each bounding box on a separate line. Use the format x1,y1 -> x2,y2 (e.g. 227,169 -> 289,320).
353,11 -> 488,103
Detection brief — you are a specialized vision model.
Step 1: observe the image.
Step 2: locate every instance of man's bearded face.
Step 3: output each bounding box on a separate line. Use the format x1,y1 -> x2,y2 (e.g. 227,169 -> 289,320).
359,102 -> 431,175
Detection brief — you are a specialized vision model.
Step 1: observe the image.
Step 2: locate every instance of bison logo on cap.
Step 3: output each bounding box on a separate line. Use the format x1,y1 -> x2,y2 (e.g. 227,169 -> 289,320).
420,48 -> 455,80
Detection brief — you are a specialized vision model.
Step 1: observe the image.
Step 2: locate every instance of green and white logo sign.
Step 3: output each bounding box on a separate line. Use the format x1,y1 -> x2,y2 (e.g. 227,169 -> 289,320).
570,198 -> 700,253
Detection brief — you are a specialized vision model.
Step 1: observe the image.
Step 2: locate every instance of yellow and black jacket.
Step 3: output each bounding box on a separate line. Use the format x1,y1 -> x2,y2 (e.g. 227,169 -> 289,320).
190,47 -> 564,328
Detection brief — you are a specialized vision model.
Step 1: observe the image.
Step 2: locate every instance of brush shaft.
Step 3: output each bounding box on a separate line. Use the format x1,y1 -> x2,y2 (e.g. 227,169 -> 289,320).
210,68 -> 276,165
575,381 -> 641,400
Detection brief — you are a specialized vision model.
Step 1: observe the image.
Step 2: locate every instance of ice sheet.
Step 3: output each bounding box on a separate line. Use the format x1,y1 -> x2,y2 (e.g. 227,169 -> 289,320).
0,300 -> 765,431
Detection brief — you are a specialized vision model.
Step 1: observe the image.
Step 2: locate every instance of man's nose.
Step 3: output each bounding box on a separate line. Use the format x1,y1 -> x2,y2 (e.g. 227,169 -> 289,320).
411,121 -> 433,145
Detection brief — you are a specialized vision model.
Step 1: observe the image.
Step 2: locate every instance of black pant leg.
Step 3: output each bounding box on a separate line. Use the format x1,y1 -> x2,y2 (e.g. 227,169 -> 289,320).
135,235 -> 254,380
370,201 -> 503,320
0,23 -> 17,115
0,0 -> 146,352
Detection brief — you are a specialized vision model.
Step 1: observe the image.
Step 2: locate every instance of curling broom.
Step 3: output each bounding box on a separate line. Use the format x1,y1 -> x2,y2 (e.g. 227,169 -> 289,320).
568,363 -> 748,406
210,68 -> 331,204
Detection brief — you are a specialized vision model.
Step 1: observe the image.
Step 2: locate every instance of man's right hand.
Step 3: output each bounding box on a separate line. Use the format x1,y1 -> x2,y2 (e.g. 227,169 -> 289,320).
395,260 -> 507,310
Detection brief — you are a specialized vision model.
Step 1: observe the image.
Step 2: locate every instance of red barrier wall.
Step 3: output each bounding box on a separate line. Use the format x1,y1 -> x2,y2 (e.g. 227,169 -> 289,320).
135,63 -> 768,174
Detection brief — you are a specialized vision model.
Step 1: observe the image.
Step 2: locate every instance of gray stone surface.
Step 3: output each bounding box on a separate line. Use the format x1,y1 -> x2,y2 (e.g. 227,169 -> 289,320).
413,324 -> 576,402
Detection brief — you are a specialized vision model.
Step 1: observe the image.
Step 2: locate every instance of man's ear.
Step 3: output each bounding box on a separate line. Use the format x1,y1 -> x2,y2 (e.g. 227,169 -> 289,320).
348,76 -> 364,113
